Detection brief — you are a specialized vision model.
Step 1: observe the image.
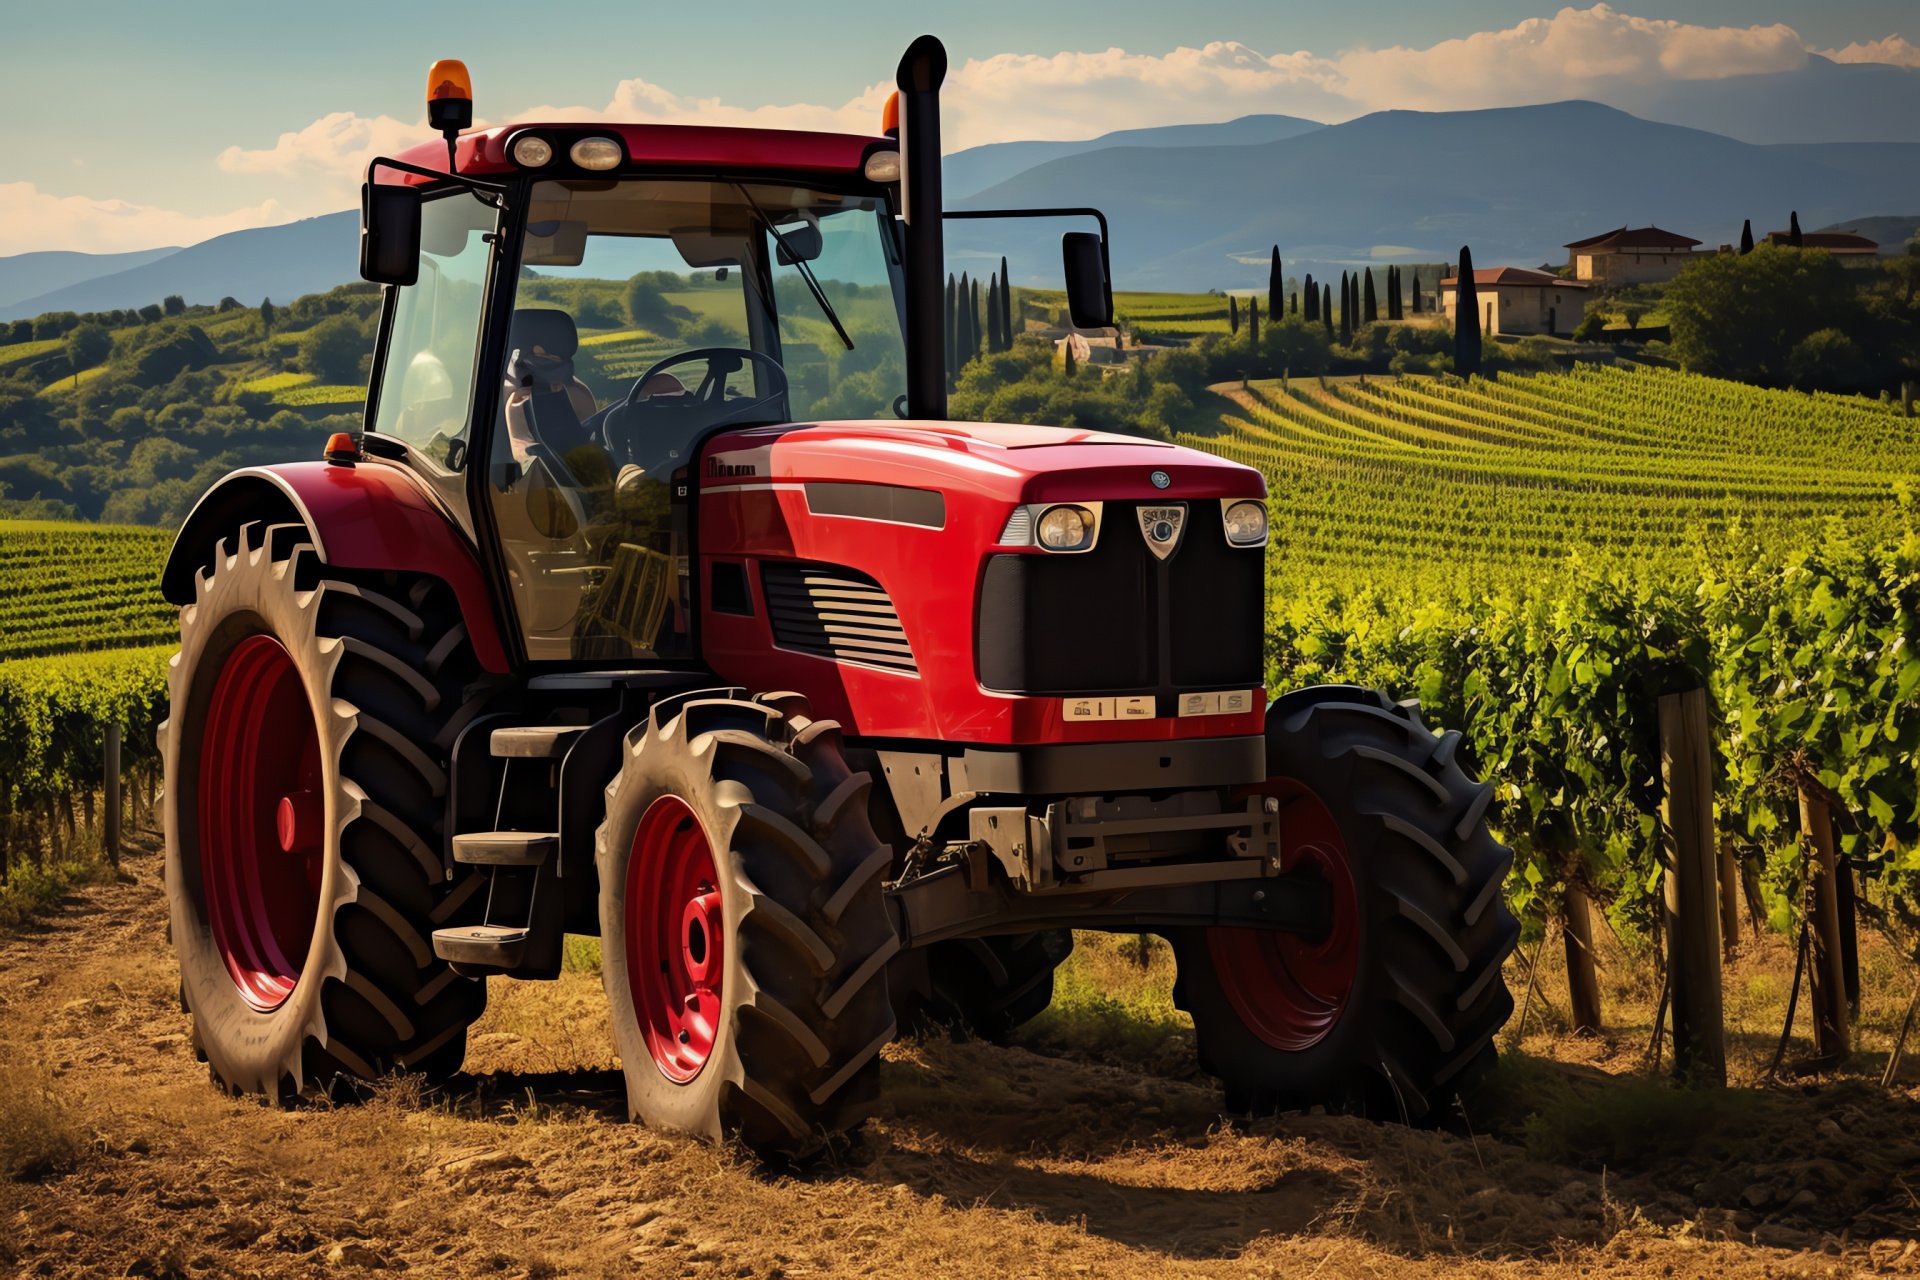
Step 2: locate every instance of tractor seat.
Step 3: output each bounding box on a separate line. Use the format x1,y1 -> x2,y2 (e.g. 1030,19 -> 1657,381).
503,308 -> 600,469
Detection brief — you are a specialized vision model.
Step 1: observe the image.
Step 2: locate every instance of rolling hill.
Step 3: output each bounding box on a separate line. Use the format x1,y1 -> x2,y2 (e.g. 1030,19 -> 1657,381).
0,247 -> 181,311
942,114 -> 1324,200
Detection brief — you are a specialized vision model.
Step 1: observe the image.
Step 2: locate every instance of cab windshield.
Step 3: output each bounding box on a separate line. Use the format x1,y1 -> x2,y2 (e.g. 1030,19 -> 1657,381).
489,178 -> 907,661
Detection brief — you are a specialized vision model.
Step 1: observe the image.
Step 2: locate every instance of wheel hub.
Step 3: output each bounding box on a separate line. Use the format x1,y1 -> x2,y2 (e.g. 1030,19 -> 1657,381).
197,634 -> 324,1013
627,796 -> 724,1083
1209,779 -> 1360,1051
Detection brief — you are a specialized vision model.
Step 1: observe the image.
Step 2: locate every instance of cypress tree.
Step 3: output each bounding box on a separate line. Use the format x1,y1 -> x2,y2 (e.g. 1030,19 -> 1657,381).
1303,273 -> 1316,321
1454,246 -> 1481,378
259,297 -> 275,332
1229,295 -> 1239,335
1388,265 -> 1401,320
1268,247 -> 1282,322
1789,210 -> 1803,248
1408,270 -> 1419,315
971,276 -> 983,362
1363,268 -> 1377,324
961,273 -> 974,369
1000,257 -> 1013,344
986,276 -> 1002,352
1322,284 -> 1332,333
1064,340 -> 1076,377
944,274 -> 958,379
1290,291 -> 1298,315
1739,219 -> 1754,255
1249,294 -> 1260,344
1339,273 -> 1353,345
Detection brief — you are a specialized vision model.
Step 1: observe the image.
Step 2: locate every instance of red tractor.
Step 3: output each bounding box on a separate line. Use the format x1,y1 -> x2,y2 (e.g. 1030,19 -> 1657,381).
160,38 -> 1516,1153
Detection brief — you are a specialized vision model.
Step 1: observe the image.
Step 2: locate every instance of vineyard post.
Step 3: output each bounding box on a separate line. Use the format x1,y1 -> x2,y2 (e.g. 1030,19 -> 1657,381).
1659,688 -> 1725,1086
1563,881 -> 1602,1033
104,724 -> 121,872
1717,835 -> 1741,956
1797,787 -> 1850,1062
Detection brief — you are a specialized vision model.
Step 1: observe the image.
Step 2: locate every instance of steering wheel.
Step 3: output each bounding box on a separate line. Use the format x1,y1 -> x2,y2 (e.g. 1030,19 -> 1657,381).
601,348 -> 789,476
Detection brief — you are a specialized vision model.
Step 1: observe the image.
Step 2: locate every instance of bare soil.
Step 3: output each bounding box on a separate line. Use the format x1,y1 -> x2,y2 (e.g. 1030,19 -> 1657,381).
4,835 -> 1920,1279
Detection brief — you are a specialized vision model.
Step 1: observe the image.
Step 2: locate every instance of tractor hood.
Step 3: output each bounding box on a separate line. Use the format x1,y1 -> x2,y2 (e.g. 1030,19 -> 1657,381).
699,419 -> 1266,505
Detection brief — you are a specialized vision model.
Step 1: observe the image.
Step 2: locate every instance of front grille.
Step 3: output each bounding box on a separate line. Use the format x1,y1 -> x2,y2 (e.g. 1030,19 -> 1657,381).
976,501 -> 1262,696
762,561 -> 917,674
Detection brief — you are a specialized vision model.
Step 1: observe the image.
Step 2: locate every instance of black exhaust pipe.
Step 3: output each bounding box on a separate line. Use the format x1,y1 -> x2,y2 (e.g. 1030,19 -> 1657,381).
896,35 -> 947,421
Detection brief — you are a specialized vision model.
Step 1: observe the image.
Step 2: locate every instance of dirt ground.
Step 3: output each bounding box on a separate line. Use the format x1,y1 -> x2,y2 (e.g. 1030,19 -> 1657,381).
5,833 -> 1920,1279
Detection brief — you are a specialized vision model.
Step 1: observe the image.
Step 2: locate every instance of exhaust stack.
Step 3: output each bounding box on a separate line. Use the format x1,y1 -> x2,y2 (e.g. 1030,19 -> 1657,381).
896,35 -> 948,421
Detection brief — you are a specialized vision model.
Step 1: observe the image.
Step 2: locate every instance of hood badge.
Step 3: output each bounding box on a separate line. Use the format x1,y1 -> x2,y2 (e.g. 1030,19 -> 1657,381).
1137,504 -> 1186,560
1150,470 -> 1171,489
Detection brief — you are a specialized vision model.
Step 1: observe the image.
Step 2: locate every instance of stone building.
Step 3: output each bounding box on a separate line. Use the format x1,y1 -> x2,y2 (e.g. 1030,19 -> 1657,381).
1563,226 -> 1701,286
1439,267 -> 1588,337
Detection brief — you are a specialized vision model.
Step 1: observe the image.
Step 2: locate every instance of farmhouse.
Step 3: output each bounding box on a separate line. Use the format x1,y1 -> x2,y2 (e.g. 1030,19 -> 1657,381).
1439,267 -> 1588,337
1563,226 -> 1701,286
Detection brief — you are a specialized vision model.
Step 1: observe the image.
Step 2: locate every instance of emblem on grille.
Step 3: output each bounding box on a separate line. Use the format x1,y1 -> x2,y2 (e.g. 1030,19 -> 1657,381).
1136,504 -> 1186,560
1149,470 -> 1171,489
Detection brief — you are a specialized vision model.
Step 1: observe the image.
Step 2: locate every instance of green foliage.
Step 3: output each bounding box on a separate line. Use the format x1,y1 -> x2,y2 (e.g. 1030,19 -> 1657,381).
0,647 -> 169,813
624,273 -> 696,332
64,324 -> 111,372
1666,244 -> 1915,389
0,521 -> 175,658
300,313 -> 371,384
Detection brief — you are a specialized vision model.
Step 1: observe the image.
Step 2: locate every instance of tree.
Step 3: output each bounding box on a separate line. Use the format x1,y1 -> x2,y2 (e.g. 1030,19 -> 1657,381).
1739,219 -> 1754,255
1363,268 -> 1378,324
1574,309 -> 1607,342
944,273 -> 957,380
1339,273 -> 1353,345
259,298 -> 275,332
999,257 -> 1013,344
1322,284 -> 1332,333
1789,211 -> 1803,248
302,314 -> 368,384
1455,246 -> 1482,377
1303,273 -> 1317,321
1666,244 -> 1868,386
137,304 -> 163,325
218,296 -> 240,313
1248,294 -> 1260,344
969,275 -> 982,363
987,276 -> 1002,352
65,323 -> 111,373
162,295 -> 185,317
1268,247 -> 1282,322
1229,295 -> 1239,334
624,274 -> 694,333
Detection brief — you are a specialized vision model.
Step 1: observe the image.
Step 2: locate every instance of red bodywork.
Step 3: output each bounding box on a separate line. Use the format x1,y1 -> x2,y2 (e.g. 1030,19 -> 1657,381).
698,421 -> 1269,744
386,124 -> 884,185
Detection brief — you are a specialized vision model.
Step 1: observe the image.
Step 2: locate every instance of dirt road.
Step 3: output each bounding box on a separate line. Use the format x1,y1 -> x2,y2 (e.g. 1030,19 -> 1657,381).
3,837 -> 1917,1278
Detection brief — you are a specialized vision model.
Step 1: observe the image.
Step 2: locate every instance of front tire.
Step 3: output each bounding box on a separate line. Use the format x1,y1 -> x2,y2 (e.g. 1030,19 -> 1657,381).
164,522 -> 488,1098
596,692 -> 898,1155
1171,686 -> 1518,1121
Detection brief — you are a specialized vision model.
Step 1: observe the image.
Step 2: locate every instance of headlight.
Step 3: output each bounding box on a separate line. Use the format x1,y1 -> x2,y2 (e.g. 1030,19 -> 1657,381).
569,137 -> 623,170
510,135 -> 553,167
1223,500 -> 1268,546
1036,505 -> 1095,551
863,150 -> 901,182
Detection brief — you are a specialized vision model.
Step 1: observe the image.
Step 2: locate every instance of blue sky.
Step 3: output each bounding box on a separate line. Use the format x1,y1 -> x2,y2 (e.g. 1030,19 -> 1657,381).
2,2 -> 1915,254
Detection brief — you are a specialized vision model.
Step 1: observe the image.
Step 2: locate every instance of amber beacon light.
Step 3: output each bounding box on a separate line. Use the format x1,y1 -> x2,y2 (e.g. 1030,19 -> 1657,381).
426,59 -> 472,171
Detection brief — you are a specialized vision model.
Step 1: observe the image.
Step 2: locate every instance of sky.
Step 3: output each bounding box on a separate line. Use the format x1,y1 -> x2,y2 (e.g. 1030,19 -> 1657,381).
1,1 -> 1916,257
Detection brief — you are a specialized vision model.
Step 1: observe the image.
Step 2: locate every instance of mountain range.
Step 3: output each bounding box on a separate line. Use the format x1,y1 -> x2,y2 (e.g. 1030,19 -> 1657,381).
6,93 -> 1918,316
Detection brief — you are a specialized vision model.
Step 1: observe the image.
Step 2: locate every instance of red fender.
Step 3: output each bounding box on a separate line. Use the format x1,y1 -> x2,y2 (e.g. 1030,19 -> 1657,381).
163,461 -> 511,673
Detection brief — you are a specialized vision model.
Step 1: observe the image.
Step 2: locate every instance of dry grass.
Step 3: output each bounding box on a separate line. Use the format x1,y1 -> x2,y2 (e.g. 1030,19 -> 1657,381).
5,841 -> 1920,1277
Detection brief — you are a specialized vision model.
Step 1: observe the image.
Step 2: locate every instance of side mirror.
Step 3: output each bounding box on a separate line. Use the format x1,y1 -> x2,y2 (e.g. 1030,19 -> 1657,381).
361,183 -> 422,286
1062,231 -> 1112,329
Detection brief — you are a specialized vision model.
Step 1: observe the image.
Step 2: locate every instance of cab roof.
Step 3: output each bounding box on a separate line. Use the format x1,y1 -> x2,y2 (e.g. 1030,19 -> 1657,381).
392,123 -> 887,181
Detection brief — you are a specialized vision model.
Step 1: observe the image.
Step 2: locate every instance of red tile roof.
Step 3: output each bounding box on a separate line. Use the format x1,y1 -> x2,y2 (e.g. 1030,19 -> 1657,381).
1438,267 -> 1588,289
1762,231 -> 1879,253
1563,226 -> 1702,251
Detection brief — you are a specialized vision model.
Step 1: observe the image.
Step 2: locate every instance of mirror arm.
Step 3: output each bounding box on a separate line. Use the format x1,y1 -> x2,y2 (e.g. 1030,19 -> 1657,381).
365,155 -> 511,207
944,206 -> 1114,327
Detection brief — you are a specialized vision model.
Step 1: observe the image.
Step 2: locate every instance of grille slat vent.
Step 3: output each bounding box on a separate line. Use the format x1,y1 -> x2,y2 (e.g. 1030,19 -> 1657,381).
761,561 -> 918,674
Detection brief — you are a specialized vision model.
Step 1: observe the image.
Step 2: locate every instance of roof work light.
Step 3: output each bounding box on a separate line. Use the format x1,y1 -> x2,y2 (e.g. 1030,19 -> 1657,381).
427,59 -> 472,172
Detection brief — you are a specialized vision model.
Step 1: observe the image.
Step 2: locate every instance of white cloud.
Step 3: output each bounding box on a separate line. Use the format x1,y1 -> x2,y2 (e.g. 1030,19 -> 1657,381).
0,183 -> 285,256
216,110 -> 438,212
1816,35 -> 1920,67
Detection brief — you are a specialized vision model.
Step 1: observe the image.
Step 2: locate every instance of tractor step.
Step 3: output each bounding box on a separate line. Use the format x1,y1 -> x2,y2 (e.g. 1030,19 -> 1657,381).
451,831 -> 557,866
431,924 -> 530,967
490,726 -> 584,758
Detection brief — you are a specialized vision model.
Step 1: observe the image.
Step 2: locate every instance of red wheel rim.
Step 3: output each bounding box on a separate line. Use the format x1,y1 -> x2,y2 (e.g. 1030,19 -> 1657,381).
197,634 -> 324,1012
1208,779 -> 1360,1051
626,795 -> 724,1083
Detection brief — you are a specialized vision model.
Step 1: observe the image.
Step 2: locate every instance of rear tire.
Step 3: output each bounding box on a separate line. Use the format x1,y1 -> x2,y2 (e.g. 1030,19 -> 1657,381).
596,692 -> 898,1156
1170,686 -> 1518,1121
163,521 -> 488,1097
891,931 -> 1074,1042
